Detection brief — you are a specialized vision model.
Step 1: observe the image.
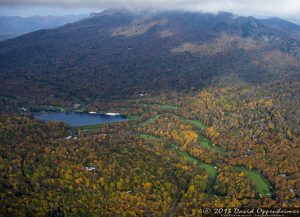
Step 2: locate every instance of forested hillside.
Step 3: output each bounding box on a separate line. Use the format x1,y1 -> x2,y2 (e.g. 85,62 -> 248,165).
1,10 -> 300,105
0,9 -> 300,216
1,77 -> 300,215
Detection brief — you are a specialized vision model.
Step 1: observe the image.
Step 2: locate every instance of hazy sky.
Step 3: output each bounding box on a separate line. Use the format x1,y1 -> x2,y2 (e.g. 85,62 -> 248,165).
1,0 -> 300,21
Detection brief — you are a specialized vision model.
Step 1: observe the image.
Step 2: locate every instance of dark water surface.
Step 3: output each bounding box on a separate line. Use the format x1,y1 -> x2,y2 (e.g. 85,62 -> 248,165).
34,112 -> 127,126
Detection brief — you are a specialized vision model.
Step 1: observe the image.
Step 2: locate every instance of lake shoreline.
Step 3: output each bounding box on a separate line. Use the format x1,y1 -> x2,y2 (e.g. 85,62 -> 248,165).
34,111 -> 127,127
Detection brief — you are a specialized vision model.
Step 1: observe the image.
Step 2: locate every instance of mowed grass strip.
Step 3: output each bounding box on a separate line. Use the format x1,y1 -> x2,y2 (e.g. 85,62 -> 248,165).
187,120 -> 207,129
169,144 -> 217,180
235,166 -> 272,196
140,114 -> 161,127
139,134 -> 160,140
186,119 -> 225,153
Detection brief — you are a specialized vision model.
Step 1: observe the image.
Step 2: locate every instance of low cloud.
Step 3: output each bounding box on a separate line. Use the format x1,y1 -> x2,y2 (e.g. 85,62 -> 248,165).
1,0 -> 300,18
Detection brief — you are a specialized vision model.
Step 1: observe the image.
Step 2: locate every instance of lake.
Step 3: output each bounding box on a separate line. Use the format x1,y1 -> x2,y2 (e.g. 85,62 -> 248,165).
34,112 -> 127,127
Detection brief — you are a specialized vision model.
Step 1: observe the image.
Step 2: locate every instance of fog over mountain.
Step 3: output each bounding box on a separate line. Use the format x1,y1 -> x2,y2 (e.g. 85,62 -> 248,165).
1,0 -> 300,21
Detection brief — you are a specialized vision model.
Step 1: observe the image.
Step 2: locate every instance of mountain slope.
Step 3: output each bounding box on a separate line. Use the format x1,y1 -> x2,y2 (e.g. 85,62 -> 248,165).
0,10 -> 300,105
261,17 -> 300,32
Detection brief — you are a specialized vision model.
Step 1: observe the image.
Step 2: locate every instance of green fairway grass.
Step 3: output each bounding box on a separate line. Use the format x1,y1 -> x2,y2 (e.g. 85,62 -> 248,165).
235,166 -> 272,196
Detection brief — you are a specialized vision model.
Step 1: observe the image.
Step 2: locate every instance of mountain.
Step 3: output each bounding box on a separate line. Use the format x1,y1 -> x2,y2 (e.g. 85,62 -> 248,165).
0,15 -> 87,42
260,17 -> 300,40
0,10 -> 300,105
1,11 -> 300,215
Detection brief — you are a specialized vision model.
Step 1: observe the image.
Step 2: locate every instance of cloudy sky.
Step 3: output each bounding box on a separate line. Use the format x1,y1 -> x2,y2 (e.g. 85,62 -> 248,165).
1,0 -> 300,22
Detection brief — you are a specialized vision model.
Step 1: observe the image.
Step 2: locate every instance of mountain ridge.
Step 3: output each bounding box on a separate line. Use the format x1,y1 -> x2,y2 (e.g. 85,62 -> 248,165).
0,10 -> 300,105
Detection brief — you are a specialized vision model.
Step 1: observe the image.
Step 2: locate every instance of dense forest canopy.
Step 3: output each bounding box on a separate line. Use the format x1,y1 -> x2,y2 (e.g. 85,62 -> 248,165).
1,10 -> 300,105
0,9 -> 300,216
